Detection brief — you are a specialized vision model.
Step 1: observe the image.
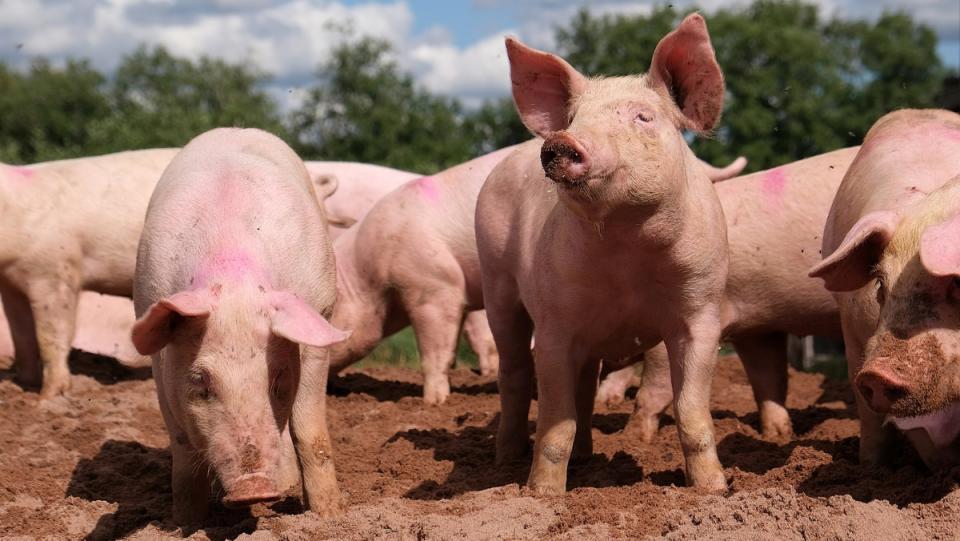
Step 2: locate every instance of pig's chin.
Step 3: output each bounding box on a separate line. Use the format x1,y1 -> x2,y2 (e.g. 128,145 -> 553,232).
887,401 -> 960,466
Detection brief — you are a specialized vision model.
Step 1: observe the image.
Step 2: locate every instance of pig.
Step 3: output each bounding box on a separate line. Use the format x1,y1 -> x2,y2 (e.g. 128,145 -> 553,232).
327,148 -> 746,405
303,161 -> 421,236
808,109 -> 960,469
303,160 -> 502,378
0,148 -> 181,396
476,14 -> 732,494
131,128 -> 347,523
597,147 -> 858,440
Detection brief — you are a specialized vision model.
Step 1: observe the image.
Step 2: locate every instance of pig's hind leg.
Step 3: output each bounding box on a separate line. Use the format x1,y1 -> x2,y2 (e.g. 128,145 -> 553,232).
463,310 -> 499,377
486,298 -> 535,465
627,345 -> 673,442
0,284 -> 42,388
407,298 -> 466,405
733,333 -> 792,439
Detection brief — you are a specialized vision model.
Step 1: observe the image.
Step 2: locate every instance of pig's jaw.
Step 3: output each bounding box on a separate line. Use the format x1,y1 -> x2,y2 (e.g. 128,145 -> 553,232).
888,401 -> 960,448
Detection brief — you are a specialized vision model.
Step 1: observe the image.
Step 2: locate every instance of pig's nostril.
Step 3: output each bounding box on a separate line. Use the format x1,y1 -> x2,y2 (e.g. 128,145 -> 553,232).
856,371 -> 910,414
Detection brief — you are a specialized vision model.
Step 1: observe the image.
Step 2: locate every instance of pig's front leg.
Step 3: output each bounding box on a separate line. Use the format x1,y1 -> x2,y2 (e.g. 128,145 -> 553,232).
24,277 -> 80,398
407,300 -> 464,405
734,333 -> 792,438
627,344 -> 673,442
527,335 -> 579,495
573,359 -> 601,461
292,346 -> 343,517
488,300 -> 535,464
158,390 -> 210,525
664,308 -> 727,492
844,337 -> 898,466
0,284 -> 42,388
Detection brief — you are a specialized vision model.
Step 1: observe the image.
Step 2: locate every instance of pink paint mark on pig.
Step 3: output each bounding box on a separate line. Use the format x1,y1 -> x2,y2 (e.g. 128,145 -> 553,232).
762,167 -> 787,203
935,127 -> 960,142
193,248 -> 266,287
415,176 -> 440,203
2,166 -> 35,187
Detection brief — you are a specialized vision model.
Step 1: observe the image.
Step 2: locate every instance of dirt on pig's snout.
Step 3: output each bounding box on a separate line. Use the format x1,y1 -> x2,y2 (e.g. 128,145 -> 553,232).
1,352 -> 960,540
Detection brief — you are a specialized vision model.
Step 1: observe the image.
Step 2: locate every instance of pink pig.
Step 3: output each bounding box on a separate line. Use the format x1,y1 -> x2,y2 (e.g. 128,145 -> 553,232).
131,128 -> 347,523
598,147 -> 858,440
476,14 -> 731,494
809,109 -> 960,469
0,148 -> 180,396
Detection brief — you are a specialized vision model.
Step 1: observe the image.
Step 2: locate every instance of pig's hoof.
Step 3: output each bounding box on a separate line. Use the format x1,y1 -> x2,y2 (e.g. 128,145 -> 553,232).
308,499 -> 345,518
759,404 -> 793,440
526,478 -> 566,496
39,378 -> 70,399
688,467 -> 728,493
596,386 -> 625,407
623,413 -> 660,443
479,366 -> 499,377
422,378 -> 450,405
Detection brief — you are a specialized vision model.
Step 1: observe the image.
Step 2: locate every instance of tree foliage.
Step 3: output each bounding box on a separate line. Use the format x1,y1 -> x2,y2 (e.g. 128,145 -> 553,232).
555,1 -> 947,171
291,37 -> 528,174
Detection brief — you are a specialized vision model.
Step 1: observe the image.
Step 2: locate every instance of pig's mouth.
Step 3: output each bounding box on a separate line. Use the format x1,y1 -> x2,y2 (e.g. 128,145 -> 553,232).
887,401 -> 960,450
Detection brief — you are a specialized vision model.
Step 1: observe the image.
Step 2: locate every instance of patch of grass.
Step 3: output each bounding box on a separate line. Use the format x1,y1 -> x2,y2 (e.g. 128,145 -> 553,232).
806,355 -> 848,381
356,326 -> 479,370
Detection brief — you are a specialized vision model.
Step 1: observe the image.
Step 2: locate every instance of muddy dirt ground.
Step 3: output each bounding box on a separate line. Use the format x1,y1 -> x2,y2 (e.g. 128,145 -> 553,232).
1,352 -> 959,540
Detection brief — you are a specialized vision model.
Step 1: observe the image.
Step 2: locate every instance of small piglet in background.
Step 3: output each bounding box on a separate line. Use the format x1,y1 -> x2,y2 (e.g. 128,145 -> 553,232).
132,128 -> 347,523
477,14 -> 731,494
810,109 -> 960,469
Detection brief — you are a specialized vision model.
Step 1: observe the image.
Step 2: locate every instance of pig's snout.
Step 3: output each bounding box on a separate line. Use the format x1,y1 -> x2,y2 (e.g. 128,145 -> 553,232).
221,473 -> 281,508
856,363 -> 911,415
542,132 -> 591,185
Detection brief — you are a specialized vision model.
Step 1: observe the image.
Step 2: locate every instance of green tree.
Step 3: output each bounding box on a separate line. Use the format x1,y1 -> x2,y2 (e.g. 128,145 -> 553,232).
555,1 -> 946,172
463,97 -> 530,155
292,37 -> 476,174
0,59 -> 109,163
86,46 -> 285,153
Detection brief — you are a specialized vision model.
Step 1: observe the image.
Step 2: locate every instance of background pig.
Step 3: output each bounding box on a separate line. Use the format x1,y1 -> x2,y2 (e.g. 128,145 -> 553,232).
328,146 -> 517,404
598,147 -> 857,440
476,15 -> 731,494
303,161 -> 421,236
809,109 -> 960,469
0,149 -> 179,397
132,128 -> 347,523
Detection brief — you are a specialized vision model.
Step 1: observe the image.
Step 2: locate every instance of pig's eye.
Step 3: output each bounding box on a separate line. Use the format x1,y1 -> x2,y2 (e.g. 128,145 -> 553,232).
635,111 -> 653,124
188,370 -> 213,400
271,370 -> 286,401
875,276 -> 887,305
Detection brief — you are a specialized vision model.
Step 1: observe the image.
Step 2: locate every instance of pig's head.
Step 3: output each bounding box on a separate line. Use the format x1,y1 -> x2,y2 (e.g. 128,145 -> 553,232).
810,176 -> 960,467
131,285 -> 347,507
506,13 -> 724,221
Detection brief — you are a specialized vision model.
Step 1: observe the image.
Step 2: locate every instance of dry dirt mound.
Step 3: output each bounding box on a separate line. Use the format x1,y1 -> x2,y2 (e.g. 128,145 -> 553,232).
1,354 -> 958,540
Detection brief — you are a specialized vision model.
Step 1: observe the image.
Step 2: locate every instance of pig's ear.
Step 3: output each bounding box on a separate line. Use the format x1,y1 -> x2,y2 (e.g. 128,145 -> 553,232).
131,290 -> 215,355
269,291 -> 349,348
313,173 -> 339,201
920,213 -> 960,277
648,13 -> 724,132
505,37 -> 588,138
808,210 -> 900,291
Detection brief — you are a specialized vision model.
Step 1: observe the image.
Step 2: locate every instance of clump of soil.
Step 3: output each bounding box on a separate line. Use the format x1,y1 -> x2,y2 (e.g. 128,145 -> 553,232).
1,353 -> 957,540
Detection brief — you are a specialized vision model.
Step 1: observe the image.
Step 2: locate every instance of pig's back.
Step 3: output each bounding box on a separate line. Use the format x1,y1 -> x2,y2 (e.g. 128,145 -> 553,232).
824,109 -> 960,255
137,129 -> 332,307
719,147 -> 858,336
0,149 -> 178,292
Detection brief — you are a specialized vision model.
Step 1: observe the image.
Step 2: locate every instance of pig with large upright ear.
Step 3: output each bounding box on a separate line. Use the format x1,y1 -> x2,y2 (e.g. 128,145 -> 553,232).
131,128 -> 348,524
476,13 -> 730,494
809,109 -> 960,469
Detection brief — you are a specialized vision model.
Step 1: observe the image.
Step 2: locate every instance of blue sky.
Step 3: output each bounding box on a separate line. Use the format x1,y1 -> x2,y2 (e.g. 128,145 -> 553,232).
1,0 -> 956,111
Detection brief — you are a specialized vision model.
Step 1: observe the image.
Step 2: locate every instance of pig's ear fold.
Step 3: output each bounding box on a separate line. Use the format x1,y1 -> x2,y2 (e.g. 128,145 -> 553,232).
505,37 -> 588,138
313,173 -> 339,201
648,13 -> 724,132
269,291 -> 349,348
808,210 -> 900,291
131,290 -> 214,355
920,213 -> 960,277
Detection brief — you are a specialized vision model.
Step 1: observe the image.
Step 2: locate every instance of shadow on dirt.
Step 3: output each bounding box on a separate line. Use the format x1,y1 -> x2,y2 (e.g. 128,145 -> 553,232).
329,371 -> 498,402
69,351 -> 152,385
67,440 -> 273,541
